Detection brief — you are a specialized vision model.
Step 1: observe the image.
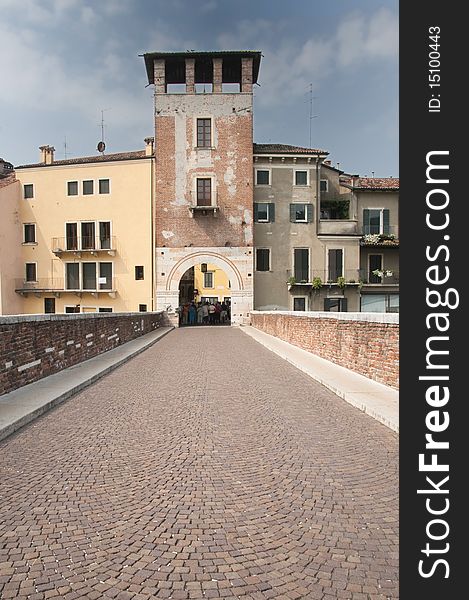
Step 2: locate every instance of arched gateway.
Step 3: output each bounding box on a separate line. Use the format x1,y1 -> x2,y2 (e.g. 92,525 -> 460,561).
155,249 -> 253,326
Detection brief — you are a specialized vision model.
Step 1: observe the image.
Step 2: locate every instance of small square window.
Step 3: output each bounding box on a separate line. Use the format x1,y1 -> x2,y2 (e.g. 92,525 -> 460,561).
256,170 -> 270,185
83,180 -> 94,195
25,263 -> 37,282
295,171 -> 308,186
99,179 -> 110,194
292,204 -> 307,222
257,204 -> 269,222
24,184 -> 34,199
23,224 -> 36,243
320,179 -> 328,192
135,266 -> 144,280
67,181 -> 78,196
293,297 -> 306,311
139,304 -> 147,312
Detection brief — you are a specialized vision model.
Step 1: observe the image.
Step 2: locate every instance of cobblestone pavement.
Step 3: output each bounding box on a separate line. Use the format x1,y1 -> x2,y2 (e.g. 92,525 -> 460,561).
0,327 -> 398,599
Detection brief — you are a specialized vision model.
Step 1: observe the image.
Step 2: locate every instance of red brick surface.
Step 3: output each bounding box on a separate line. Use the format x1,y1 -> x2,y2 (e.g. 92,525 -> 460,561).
0,313 -> 167,396
251,313 -> 399,389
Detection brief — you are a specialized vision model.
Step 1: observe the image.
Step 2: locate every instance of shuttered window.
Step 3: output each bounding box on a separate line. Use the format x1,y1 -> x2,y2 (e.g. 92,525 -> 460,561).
290,204 -> 313,223
256,248 -> 270,271
294,249 -> 309,282
328,249 -> 343,281
254,203 -> 275,223
363,209 -> 390,234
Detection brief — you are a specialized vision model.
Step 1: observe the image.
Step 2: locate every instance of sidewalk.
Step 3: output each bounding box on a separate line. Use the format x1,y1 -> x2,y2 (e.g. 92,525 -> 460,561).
0,326 -> 173,442
240,325 -> 399,432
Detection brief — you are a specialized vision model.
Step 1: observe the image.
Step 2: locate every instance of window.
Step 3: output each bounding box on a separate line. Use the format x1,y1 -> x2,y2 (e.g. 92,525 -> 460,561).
320,179 -> 328,192
67,181 -> 78,196
254,203 -> 275,223
24,184 -> 34,199
290,204 -> 312,223
197,118 -> 212,148
44,298 -> 55,314
65,306 -> 80,313
320,199 -> 350,220
255,170 -> 270,185
66,263 -> 79,289
99,307 -> 113,312
25,263 -> 37,282
369,254 -> 383,283
196,178 -> 212,206
135,266 -> 144,280
256,248 -> 270,271
81,222 -> 95,249
99,221 -> 111,249
99,263 -> 112,290
83,180 -> 94,195
99,179 -> 110,194
204,271 -> 214,288
324,298 -> 348,312
82,263 -> 97,290
293,297 -> 306,311
139,304 -> 147,312
23,223 -> 36,243
294,248 -> 309,282
295,171 -> 308,186
361,294 -> 399,313
66,223 -> 78,250
363,209 -> 390,235
328,249 -> 344,281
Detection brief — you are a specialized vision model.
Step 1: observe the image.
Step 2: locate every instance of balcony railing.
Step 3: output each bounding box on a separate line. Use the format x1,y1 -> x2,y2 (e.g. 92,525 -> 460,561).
359,269 -> 400,285
360,227 -> 399,244
51,236 -> 117,255
288,270 -> 362,287
15,278 -> 117,294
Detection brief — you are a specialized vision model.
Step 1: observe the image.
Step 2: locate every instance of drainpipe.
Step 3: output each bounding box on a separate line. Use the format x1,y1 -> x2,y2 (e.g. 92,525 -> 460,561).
150,152 -> 155,311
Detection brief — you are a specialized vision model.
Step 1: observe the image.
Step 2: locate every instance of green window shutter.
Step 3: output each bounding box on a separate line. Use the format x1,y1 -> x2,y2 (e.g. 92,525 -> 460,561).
290,204 -> 297,222
254,203 -> 259,223
307,204 -> 313,222
383,209 -> 390,234
363,209 -> 370,234
269,203 -> 275,223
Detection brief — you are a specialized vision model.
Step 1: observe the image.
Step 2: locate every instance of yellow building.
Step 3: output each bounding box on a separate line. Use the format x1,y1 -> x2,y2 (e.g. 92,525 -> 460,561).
4,140 -> 155,314
193,263 -> 231,305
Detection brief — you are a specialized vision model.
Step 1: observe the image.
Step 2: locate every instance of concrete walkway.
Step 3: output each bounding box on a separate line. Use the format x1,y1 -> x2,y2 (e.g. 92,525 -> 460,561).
240,326 -> 399,433
0,326 -> 173,442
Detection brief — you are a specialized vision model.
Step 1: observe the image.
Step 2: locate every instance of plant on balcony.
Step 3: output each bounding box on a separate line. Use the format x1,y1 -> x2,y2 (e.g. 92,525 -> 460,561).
287,276 -> 297,287
372,269 -> 394,278
362,233 -> 397,246
336,276 -> 347,289
311,276 -> 323,291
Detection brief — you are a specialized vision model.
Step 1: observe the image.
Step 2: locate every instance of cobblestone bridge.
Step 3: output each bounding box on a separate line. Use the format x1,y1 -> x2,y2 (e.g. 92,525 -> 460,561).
0,327 -> 398,599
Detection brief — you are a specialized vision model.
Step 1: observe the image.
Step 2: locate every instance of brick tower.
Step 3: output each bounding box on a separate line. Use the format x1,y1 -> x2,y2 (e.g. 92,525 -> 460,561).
142,51 -> 261,324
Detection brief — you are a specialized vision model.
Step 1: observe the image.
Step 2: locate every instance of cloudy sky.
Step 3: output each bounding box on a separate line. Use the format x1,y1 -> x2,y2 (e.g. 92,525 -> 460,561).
0,0 -> 398,176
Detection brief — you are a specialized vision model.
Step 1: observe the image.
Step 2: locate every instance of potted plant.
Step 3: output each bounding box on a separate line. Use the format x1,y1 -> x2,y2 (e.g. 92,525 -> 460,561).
336,276 -> 346,289
287,276 -> 296,289
311,276 -> 323,291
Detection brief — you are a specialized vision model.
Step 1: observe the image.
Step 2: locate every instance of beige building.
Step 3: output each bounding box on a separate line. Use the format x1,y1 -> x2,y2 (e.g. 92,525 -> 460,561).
194,263 -> 231,304
4,141 -> 154,314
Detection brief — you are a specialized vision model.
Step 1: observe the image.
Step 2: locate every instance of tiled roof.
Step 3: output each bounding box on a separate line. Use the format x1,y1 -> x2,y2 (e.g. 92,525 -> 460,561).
253,143 -> 328,155
0,174 -> 16,189
351,177 -> 399,191
15,150 -> 147,169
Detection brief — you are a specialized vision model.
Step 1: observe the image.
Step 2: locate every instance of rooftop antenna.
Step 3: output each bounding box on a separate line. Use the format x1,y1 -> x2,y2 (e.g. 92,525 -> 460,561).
63,135 -> 68,159
308,83 -> 318,148
97,108 -> 110,154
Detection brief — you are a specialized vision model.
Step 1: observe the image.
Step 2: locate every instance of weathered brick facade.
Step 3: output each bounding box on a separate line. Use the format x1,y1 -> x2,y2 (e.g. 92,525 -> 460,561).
250,311 -> 399,389
0,312 -> 168,395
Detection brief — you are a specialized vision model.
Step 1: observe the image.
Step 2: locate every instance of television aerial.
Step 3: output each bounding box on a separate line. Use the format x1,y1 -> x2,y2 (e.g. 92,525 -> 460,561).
97,108 -> 109,154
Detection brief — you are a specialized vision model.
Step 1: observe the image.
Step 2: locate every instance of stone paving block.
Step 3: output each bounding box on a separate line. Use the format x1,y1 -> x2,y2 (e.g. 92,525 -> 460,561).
0,327 -> 398,598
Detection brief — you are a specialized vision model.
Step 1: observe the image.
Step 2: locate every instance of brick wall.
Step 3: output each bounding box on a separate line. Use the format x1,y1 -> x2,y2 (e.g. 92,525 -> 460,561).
250,311 -> 399,389
0,312 -> 169,396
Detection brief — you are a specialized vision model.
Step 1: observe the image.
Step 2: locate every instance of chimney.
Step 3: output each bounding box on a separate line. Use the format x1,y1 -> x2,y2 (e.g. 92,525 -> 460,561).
39,145 -> 55,164
144,136 -> 155,156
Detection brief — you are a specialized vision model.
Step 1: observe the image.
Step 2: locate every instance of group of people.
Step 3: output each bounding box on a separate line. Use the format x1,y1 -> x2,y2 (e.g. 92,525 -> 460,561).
178,300 -> 231,326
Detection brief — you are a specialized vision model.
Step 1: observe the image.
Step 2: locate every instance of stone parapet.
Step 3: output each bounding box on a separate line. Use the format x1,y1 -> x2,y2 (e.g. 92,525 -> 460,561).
250,311 -> 399,389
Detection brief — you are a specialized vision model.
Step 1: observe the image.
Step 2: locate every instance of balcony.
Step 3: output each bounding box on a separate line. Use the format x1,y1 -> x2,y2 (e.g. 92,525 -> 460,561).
319,194 -> 357,235
188,191 -> 219,216
15,278 -> 118,297
51,236 -> 117,256
360,228 -> 399,247
287,270 -> 362,290
318,220 -> 358,235
359,269 -> 400,286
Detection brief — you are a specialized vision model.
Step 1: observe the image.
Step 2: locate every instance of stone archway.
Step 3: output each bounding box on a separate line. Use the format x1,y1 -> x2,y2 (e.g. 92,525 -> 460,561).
155,248 -> 253,326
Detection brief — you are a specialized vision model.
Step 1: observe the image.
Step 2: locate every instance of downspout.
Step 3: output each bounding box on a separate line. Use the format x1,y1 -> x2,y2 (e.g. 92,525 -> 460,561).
150,153 -> 155,311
